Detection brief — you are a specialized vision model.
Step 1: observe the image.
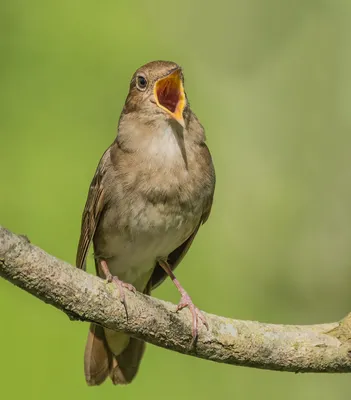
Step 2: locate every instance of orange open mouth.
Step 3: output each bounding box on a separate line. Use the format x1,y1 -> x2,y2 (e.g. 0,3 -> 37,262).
154,69 -> 186,127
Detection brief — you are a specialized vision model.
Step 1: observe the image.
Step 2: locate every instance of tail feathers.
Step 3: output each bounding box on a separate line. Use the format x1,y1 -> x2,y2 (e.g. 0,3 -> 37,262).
84,327 -> 146,386
84,324 -> 112,386
109,280 -> 151,384
110,338 -> 146,384
84,283 -> 151,386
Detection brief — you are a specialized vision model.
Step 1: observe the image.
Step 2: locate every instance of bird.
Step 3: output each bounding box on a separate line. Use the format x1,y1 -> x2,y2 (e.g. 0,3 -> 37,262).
76,60 -> 215,386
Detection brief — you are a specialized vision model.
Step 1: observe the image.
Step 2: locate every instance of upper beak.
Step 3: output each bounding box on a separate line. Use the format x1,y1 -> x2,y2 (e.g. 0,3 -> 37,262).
154,69 -> 186,128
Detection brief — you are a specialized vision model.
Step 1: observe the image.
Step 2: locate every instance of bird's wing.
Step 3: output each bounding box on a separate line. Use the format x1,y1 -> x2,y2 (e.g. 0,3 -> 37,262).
150,144 -> 215,290
76,149 -> 110,270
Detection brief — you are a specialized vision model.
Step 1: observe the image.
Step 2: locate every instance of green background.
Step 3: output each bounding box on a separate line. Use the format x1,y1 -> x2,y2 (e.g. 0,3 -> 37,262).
1,1 -> 350,399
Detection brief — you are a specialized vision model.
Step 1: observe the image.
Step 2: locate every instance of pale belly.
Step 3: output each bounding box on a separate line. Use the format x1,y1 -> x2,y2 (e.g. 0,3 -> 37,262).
98,210 -> 200,357
94,200 -> 201,292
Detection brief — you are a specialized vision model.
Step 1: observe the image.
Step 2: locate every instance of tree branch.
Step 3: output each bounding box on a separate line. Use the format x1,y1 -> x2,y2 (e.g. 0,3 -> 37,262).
0,226 -> 350,373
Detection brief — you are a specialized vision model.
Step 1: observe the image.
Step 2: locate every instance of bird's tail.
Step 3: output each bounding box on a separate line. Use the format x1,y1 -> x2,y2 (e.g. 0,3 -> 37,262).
83,284 -> 150,386
84,324 -> 146,386
84,323 -> 112,386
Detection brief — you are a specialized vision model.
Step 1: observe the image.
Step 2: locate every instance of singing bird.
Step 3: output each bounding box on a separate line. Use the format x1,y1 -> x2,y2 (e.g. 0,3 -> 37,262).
76,60 -> 215,386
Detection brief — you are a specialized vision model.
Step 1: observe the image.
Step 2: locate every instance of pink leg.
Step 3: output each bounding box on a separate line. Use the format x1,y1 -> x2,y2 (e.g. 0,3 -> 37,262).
100,260 -> 136,311
158,259 -> 208,343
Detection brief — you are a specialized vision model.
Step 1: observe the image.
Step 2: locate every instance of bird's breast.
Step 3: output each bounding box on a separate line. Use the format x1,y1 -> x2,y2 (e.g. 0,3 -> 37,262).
93,126 -> 212,290
95,193 -> 201,291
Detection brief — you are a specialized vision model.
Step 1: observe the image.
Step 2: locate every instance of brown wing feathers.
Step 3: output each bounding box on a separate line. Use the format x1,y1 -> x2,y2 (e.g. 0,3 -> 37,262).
76,162 -> 105,270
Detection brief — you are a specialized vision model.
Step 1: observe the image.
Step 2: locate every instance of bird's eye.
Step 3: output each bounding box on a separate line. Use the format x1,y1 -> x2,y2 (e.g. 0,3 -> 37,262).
136,75 -> 148,90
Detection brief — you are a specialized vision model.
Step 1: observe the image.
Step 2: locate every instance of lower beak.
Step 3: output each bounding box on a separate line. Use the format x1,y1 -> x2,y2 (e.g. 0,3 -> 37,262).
154,69 -> 186,128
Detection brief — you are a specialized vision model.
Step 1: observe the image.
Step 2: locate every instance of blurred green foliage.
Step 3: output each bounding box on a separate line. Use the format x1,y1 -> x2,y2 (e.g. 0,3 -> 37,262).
1,1 -> 351,399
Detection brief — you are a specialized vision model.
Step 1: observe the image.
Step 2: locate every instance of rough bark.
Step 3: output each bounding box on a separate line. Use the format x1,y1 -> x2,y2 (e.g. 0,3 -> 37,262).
0,226 -> 350,372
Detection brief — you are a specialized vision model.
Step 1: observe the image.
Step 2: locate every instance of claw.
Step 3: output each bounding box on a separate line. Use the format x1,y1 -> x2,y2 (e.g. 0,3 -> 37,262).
111,276 -> 136,306
157,258 -> 208,345
100,259 -> 136,316
176,292 -> 209,344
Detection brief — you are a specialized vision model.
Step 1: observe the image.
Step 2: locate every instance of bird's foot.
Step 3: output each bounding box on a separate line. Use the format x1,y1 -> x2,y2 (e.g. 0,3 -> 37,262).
109,276 -> 136,307
176,291 -> 209,345
157,258 -> 208,345
100,260 -> 136,312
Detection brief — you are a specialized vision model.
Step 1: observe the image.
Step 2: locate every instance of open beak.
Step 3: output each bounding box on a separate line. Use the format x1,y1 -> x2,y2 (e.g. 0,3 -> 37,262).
154,69 -> 186,128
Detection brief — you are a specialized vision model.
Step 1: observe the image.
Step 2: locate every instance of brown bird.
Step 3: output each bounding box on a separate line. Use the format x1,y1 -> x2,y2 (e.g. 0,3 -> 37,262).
76,60 -> 215,386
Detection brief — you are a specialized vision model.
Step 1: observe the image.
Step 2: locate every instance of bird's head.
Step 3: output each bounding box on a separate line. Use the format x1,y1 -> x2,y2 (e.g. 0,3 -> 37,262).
124,61 -> 187,128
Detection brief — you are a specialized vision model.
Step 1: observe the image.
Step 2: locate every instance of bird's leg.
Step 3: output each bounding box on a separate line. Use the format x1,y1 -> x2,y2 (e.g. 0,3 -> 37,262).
100,260 -> 136,312
158,259 -> 209,344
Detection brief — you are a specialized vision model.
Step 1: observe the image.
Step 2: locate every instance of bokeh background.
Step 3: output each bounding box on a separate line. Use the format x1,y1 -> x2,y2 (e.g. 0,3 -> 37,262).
1,1 -> 351,399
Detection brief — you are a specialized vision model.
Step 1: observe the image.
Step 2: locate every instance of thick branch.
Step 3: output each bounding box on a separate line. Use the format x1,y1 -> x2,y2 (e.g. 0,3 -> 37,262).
0,226 -> 350,373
